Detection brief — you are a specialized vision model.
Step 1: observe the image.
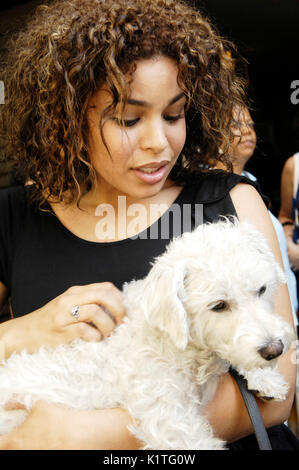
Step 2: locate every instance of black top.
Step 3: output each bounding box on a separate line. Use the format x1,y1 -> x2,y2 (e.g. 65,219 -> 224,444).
0,171 -> 264,318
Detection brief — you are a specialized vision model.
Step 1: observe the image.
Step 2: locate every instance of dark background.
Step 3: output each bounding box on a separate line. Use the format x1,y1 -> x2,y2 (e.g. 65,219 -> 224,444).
196,0 -> 299,215
1,0 -> 299,215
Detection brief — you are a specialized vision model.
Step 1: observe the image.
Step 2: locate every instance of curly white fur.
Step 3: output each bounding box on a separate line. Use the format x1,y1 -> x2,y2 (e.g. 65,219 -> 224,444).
0,218 -> 295,449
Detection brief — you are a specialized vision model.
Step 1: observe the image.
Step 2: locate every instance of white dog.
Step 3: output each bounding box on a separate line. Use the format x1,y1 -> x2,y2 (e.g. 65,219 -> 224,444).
0,219 -> 295,449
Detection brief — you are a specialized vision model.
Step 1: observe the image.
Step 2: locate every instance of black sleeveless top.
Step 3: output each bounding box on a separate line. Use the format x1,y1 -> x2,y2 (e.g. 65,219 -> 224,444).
0,171 -> 265,318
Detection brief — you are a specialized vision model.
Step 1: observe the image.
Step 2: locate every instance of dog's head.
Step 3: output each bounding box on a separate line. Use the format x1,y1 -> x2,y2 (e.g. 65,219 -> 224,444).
131,218 -> 294,369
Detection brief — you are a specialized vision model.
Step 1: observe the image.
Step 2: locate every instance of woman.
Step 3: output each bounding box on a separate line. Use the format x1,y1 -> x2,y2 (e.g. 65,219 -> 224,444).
225,106 -> 257,176
0,0 -> 296,449
217,105 -> 298,323
279,154 -> 299,271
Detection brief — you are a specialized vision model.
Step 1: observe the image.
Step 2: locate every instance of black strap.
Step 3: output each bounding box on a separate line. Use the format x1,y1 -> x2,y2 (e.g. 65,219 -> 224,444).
230,368 -> 272,450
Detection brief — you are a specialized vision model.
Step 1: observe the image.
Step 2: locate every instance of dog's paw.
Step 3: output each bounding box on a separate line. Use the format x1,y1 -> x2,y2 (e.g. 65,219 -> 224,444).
245,367 -> 289,402
251,390 -> 275,402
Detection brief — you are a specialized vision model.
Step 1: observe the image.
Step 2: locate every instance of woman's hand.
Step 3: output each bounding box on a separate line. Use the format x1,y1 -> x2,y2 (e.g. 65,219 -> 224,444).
279,222 -> 299,270
0,401 -> 142,450
1,282 -> 125,358
286,239 -> 299,271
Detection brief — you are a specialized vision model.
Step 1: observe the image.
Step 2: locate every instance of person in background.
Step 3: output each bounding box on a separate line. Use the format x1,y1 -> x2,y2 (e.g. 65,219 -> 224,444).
279,154 -> 299,284
220,106 -> 299,438
279,150 -> 299,438
218,106 -> 298,327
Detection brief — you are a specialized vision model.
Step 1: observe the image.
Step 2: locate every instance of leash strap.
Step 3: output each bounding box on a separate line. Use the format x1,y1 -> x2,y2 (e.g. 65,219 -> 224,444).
230,368 -> 272,450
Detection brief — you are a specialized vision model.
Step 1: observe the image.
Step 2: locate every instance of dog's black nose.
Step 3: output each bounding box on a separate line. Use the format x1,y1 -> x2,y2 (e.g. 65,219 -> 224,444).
258,340 -> 284,361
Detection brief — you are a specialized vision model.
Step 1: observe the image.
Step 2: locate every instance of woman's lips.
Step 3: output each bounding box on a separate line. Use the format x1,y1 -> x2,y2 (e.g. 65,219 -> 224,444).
240,139 -> 255,147
132,162 -> 169,184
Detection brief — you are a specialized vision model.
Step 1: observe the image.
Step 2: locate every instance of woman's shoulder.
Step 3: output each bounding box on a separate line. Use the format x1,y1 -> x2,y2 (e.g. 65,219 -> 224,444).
282,155 -> 295,176
0,184 -> 30,213
0,185 -> 40,230
0,183 -> 26,204
185,170 -> 265,204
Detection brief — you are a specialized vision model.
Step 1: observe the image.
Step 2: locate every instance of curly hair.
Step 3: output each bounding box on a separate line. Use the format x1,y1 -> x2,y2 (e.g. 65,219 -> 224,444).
0,0 -> 248,207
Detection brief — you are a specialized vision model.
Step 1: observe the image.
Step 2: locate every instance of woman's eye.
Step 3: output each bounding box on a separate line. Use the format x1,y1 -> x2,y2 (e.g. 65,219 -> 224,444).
123,118 -> 140,127
164,114 -> 184,123
113,114 -> 184,127
113,118 -> 140,128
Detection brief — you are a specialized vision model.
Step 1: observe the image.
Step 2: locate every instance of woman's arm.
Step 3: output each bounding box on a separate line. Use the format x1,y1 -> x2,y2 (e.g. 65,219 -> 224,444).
0,282 -> 8,311
0,402 -> 142,450
0,282 -> 9,360
0,282 -> 139,450
205,183 -> 297,443
279,155 -> 294,225
278,156 -> 299,270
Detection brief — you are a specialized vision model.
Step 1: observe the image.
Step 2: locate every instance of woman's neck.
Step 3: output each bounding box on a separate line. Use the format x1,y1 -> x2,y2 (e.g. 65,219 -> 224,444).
48,179 -> 183,243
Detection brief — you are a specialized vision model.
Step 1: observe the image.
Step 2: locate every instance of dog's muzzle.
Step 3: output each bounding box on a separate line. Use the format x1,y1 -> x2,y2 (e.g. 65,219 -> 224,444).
258,340 -> 284,361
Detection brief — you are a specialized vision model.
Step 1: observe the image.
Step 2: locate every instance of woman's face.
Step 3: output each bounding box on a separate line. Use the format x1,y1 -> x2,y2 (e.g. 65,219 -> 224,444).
230,107 -> 257,161
86,56 -> 186,202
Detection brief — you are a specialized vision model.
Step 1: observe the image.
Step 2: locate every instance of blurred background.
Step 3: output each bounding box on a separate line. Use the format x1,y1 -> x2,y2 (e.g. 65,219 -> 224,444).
0,0 -> 299,215
196,0 -> 299,216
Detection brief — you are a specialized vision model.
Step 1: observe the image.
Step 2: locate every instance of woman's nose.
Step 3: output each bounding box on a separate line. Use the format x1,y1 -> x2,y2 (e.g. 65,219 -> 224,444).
140,120 -> 168,154
241,123 -> 254,137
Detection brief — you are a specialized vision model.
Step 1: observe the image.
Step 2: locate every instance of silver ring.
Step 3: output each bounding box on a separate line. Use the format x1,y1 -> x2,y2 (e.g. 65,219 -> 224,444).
71,305 -> 80,320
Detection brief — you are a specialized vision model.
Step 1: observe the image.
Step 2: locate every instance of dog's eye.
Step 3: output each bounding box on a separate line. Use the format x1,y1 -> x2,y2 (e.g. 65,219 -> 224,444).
258,285 -> 266,296
211,301 -> 228,312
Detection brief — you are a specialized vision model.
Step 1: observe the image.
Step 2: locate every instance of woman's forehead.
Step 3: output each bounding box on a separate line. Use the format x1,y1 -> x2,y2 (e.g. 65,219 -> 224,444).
90,56 -> 183,109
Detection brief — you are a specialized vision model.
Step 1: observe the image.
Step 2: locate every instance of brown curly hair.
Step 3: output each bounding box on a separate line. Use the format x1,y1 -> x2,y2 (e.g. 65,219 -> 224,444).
0,0 -> 248,207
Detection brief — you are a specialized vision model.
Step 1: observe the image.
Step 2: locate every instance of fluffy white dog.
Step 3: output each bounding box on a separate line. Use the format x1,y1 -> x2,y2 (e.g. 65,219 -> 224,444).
0,219 -> 295,449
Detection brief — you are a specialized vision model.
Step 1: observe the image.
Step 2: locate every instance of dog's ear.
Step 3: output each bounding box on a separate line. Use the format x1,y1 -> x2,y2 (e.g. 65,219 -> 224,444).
240,220 -> 287,286
138,257 -> 189,350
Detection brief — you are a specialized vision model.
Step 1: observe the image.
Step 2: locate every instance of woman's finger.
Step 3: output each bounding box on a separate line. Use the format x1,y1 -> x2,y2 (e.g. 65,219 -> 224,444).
57,283 -> 126,326
3,401 -> 26,411
70,304 -> 116,337
67,321 -> 103,342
